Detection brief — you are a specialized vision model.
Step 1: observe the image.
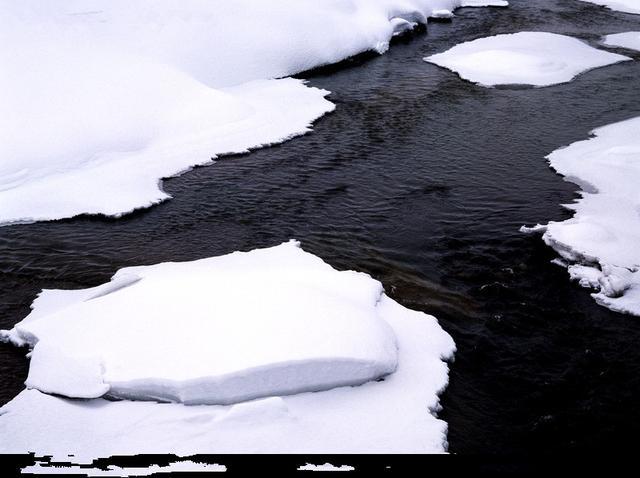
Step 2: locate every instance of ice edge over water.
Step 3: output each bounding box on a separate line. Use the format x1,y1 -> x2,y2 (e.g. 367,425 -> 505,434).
522,117 -> 640,316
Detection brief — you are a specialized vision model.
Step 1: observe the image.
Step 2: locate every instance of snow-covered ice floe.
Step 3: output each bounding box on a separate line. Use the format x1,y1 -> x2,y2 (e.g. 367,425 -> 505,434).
0,241 -> 456,458
603,31 -> 640,51
424,31 -> 630,87
522,117 -> 640,316
0,0 -> 506,225
1,241 -> 399,404
579,0 -> 640,15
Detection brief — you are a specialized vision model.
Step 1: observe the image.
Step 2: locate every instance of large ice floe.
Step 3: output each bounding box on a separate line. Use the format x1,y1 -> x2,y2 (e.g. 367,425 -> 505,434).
424,31 -> 630,87
0,241 -> 456,457
579,0 -> 640,15
0,0 -> 506,225
603,31 -> 640,51
522,118 -> 640,316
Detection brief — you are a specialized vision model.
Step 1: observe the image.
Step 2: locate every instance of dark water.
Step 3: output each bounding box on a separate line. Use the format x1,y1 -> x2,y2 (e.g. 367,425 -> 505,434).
1,0 -> 640,455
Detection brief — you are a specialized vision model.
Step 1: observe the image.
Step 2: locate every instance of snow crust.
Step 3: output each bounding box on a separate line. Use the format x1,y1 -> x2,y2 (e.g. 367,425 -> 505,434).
0,244 -> 455,458
424,31 -> 630,87
0,0 -> 506,225
603,31 -> 640,50
522,117 -> 640,316
579,0 -> 640,14
2,241 -> 400,405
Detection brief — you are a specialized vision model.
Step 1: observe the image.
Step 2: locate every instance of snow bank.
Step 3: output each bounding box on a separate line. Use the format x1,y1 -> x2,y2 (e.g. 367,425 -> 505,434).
0,0 -> 506,225
522,117 -> 640,316
579,0 -> 640,14
2,241 -> 401,405
603,31 -> 640,51
0,244 -> 455,458
0,76 -> 334,225
424,32 -> 630,87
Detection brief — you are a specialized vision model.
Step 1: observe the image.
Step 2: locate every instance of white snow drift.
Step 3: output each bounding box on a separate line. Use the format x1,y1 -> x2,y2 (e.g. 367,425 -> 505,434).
603,31 -> 640,51
522,117 -> 640,316
0,242 -> 456,458
0,0 -> 506,225
579,0 -> 640,15
424,32 -> 630,87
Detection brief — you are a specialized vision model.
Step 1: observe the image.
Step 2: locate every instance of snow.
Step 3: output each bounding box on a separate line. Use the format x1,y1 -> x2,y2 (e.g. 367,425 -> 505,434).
0,0 -> 506,225
579,0 -> 640,14
298,464 -> 355,472
22,461 -> 226,476
2,241 -> 401,405
424,32 -> 630,87
522,117 -> 640,316
0,243 -> 456,458
25,341 -> 109,399
603,31 -> 640,51
0,75 -> 334,225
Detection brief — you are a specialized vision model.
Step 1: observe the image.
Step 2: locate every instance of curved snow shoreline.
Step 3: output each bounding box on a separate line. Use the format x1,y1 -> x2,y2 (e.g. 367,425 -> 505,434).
0,79 -> 335,226
0,0 -> 507,225
522,117 -> 640,316
0,241 -> 456,458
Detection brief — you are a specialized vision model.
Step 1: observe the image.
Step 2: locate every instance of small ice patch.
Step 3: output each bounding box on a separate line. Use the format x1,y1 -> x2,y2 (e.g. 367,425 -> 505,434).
298,463 -> 355,472
424,31 -> 630,87
432,9 -> 454,19
390,17 -> 419,36
603,31 -> 640,51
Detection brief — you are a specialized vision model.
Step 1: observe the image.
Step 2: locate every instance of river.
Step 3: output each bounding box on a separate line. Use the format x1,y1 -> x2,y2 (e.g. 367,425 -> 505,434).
1,0 -> 639,454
